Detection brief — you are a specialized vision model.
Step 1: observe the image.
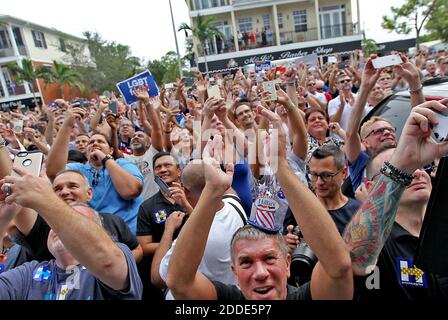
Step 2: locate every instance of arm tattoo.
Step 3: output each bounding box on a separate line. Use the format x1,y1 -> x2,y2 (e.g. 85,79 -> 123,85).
343,175 -> 405,273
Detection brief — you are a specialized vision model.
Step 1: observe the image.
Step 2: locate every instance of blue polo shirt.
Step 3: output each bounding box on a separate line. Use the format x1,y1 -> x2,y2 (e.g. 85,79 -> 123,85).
67,158 -> 144,234
348,151 -> 370,192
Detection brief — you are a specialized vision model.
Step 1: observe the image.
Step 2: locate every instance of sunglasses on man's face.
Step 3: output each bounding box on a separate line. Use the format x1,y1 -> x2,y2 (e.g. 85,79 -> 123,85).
339,79 -> 351,84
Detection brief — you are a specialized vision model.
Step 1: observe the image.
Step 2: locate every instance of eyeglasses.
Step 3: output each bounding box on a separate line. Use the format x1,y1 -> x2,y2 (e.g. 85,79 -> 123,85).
379,77 -> 391,81
316,87 -> 324,91
308,168 -> 343,182
308,82 -> 316,86
363,126 -> 396,139
339,79 -> 351,84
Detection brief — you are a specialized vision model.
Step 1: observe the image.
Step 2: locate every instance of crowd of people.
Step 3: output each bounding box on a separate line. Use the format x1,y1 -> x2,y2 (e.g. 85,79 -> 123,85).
0,47 -> 447,301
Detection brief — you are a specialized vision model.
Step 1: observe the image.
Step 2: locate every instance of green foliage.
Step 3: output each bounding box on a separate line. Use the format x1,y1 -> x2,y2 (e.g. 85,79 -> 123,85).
381,0 -> 438,49
43,60 -> 84,98
425,0 -> 448,43
147,51 -> 189,85
362,39 -> 378,56
66,31 -> 144,95
7,59 -> 52,106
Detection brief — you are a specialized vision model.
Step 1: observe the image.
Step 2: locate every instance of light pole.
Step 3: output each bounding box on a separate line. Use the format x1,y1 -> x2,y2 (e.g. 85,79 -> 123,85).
169,0 -> 183,79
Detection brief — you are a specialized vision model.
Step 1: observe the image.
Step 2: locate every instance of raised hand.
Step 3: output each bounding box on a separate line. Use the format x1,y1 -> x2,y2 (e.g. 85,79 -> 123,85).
202,135 -> 234,194
133,86 -> 150,103
392,52 -> 421,89
390,101 -> 448,174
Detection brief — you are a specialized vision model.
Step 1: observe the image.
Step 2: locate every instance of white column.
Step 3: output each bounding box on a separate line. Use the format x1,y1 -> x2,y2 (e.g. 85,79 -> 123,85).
231,10 -> 239,51
6,24 -> 20,58
0,68 -> 10,98
315,0 -> 321,40
7,24 -> 31,94
272,4 -> 280,46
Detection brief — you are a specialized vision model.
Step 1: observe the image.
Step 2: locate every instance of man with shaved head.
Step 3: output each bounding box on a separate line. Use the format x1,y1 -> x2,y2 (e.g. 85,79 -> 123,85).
151,158 -> 247,299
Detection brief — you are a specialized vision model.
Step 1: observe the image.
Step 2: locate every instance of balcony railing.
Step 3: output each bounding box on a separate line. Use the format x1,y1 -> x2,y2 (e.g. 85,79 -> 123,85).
199,23 -> 357,57
0,45 -> 28,58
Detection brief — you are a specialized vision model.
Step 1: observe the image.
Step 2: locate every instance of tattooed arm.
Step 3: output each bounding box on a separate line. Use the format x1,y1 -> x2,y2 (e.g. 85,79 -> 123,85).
343,175 -> 405,275
344,102 -> 448,276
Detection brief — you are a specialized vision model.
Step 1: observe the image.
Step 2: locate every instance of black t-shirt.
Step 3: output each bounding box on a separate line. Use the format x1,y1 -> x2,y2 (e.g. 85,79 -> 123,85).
283,197 -> 359,236
355,222 -> 448,301
328,197 -> 360,235
17,213 -> 139,262
213,280 -> 312,300
136,191 -> 185,243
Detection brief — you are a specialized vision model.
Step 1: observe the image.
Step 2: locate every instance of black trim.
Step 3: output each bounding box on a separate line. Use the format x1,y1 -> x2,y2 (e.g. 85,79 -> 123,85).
223,195 -> 247,225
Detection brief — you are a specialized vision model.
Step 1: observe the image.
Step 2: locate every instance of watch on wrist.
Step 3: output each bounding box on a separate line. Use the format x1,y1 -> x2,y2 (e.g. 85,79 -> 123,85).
101,154 -> 113,167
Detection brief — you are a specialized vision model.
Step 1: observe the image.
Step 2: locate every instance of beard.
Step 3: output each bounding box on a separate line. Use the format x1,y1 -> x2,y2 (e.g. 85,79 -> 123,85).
130,143 -> 145,151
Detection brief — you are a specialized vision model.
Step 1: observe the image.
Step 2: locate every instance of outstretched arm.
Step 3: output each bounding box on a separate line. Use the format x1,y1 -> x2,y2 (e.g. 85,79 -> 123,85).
3,169 -> 130,291
344,102 -> 448,275
166,136 -> 234,300
260,107 -> 353,300
345,57 -> 381,163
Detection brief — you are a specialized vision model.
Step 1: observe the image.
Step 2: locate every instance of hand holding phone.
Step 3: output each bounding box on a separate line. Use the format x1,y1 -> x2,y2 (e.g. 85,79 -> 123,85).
207,85 -> 221,99
372,55 -> 403,69
432,109 -> 448,142
13,120 -> 24,134
154,176 -> 172,197
108,101 -> 118,115
12,151 -> 43,177
262,81 -> 277,101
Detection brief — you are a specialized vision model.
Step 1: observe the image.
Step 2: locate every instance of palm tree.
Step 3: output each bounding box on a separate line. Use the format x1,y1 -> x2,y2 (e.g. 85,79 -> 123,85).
8,59 -> 51,108
178,15 -> 224,74
44,60 -> 84,99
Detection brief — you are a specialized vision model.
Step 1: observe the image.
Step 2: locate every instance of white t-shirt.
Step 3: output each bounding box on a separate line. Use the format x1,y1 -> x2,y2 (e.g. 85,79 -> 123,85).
159,196 -> 246,300
328,93 -> 357,131
124,145 -> 159,201
309,91 -> 327,106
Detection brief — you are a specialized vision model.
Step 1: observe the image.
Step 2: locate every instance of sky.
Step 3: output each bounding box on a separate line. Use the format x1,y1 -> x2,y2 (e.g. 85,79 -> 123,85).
0,0 -> 416,62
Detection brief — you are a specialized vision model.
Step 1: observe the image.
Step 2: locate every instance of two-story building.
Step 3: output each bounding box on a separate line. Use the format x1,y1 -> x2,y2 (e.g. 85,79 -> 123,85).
186,0 -> 362,73
0,15 -> 91,110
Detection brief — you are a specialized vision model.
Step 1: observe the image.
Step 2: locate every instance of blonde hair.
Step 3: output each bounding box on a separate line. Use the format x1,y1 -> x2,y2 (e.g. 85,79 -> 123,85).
360,116 -> 393,140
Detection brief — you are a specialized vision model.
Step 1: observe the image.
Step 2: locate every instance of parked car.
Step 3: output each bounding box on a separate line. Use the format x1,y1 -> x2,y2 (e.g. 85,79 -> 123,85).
361,77 -> 448,140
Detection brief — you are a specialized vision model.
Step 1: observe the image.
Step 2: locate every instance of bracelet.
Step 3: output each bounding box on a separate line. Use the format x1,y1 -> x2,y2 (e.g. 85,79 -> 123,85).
0,139 -> 5,148
286,80 -> 296,86
101,154 -> 113,167
408,84 -> 423,94
380,161 -> 413,187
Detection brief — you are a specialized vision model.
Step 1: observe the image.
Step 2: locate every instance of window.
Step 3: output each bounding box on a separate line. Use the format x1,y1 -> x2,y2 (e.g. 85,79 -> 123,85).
59,38 -> 67,52
238,17 -> 252,33
293,10 -> 307,32
262,14 -> 271,28
277,13 -> 284,29
13,28 -> 24,46
32,30 -> 47,49
0,30 -> 11,49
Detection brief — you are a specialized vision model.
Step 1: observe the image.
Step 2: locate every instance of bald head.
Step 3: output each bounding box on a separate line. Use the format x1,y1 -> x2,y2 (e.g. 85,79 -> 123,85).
181,161 -> 206,197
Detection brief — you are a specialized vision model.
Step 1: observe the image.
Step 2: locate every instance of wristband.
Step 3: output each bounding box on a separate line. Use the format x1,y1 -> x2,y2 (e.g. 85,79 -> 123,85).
408,84 -> 423,94
101,154 -> 113,167
380,161 -> 413,187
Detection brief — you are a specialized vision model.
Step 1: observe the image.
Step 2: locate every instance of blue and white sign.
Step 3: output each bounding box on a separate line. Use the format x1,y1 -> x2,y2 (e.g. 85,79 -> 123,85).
255,60 -> 271,74
116,70 -> 159,104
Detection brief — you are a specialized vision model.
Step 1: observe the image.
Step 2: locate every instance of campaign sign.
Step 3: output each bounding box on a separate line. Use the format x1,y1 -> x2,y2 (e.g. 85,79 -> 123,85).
255,60 -> 271,74
116,70 -> 159,104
